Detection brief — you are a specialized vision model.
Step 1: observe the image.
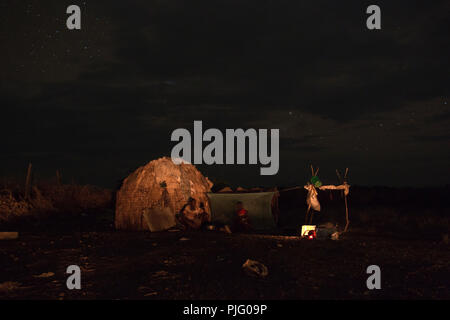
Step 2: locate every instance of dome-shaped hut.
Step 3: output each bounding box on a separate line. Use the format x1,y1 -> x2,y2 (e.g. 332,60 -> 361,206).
115,157 -> 213,230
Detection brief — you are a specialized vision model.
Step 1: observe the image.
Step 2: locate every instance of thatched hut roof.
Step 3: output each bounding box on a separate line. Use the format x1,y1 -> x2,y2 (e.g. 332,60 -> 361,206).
115,157 -> 213,230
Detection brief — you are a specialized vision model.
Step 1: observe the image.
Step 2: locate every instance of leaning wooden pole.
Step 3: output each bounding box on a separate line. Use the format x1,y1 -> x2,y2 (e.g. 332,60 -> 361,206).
305,204 -> 311,224
56,169 -> 62,185
343,167 -> 350,232
344,193 -> 349,232
309,210 -> 315,225
25,162 -> 32,200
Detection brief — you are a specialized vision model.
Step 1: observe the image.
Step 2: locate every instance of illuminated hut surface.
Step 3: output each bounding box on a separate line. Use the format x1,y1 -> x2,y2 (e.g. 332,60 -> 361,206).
115,157 -> 213,230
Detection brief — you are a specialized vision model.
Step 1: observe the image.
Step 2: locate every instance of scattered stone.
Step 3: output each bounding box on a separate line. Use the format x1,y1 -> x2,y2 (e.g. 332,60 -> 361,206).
138,286 -> 150,292
242,259 -> 268,278
152,270 -> 169,278
218,187 -> 233,193
219,225 -> 232,234
331,232 -> 340,240
33,272 -> 55,278
0,281 -> 21,293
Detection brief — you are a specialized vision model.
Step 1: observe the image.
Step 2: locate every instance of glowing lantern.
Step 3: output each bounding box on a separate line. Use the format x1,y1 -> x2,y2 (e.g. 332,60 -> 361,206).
301,225 -> 317,239
307,230 -> 316,239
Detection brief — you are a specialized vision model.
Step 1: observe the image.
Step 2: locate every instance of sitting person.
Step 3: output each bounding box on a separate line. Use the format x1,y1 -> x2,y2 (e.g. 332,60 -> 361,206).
233,201 -> 251,232
177,197 -> 209,230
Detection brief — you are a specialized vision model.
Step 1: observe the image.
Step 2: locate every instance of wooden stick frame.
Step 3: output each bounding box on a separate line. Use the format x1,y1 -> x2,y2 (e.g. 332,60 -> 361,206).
335,168 -> 350,232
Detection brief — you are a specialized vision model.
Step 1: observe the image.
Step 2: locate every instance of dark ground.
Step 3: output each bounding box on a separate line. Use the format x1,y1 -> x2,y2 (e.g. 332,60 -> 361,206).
0,186 -> 449,300
1,213 -> 449,300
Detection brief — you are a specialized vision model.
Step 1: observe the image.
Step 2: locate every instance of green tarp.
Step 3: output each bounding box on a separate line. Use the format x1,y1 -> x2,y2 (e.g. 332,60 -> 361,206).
207,192 -> 276,230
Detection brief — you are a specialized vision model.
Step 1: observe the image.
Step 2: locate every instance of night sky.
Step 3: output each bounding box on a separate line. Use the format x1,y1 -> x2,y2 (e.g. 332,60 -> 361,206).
1,1 -> 449,188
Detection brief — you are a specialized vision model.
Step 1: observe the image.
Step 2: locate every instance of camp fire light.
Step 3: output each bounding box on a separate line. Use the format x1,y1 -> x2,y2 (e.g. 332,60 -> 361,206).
301,225 -> 317,239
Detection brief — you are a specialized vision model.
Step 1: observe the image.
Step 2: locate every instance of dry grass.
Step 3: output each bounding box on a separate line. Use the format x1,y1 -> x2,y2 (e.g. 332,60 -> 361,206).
37,182 -> 112,213
0,180 -> 112,224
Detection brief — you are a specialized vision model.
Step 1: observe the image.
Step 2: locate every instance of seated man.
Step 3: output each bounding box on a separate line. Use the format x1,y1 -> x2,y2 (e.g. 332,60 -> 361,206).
177,197 -> 209,230
233,201 -> 251,232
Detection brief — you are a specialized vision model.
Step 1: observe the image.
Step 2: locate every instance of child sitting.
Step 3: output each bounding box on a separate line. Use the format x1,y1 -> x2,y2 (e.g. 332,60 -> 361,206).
233,201 -> 251,232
